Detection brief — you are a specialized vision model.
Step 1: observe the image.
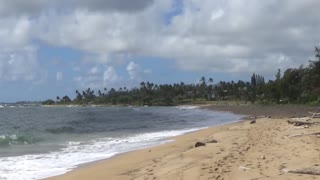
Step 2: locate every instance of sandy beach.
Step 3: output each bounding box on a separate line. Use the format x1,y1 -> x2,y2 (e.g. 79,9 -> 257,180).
47,104 -> 320,180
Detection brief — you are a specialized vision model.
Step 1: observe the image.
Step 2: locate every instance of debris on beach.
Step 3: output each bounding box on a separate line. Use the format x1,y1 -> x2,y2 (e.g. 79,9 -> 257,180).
287,117 -> 320,126
308,112 -> 320,118
250,116 -> 256,124
239,166 -> 251,171
287,131 -> 320,138
288,167 -> 320,176
194,141 -> 206,148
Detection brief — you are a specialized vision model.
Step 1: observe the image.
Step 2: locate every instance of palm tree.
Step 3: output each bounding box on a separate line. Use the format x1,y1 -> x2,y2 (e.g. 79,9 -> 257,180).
200,76 -> 206,86
140,82 -> 146,90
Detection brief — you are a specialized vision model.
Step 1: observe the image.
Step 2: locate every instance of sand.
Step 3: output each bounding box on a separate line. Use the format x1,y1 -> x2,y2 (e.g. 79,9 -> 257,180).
47,105 -> 320,180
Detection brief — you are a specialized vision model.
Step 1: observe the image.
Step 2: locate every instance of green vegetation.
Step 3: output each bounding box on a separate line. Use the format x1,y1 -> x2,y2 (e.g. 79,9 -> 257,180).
42,99 -> 55,105
43,47 -> 320,106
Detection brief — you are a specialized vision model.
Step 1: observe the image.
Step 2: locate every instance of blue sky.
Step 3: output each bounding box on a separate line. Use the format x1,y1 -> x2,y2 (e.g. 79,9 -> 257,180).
0,0 -> 319,102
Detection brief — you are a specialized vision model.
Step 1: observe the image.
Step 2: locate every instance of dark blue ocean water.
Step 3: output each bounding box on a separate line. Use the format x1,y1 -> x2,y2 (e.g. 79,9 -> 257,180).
0,105 -> 243,180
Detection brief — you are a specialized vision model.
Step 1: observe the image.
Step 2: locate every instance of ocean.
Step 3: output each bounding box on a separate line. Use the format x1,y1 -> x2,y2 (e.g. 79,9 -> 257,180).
0,105 -> 243,180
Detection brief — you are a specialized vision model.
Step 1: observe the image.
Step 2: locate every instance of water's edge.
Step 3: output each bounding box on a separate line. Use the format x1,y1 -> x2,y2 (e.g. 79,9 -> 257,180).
0,105 -> 244,180
46,112 -> 244,180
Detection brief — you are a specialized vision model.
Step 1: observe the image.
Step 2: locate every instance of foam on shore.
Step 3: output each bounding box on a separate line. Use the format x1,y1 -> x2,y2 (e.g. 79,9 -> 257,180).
0,128 -> 204,180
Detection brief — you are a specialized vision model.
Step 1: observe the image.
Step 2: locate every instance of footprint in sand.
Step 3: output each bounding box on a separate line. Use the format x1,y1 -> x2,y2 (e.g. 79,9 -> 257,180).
201,167 -> 208,170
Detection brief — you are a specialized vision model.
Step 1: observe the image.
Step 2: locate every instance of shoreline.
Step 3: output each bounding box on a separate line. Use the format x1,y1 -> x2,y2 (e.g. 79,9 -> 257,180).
60,120 -> 245,172
46,120 -> 246,180
47,104 -> 320,180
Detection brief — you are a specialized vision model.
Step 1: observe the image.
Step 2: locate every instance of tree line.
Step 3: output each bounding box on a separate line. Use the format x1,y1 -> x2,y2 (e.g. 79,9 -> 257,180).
43,47 -> 320,106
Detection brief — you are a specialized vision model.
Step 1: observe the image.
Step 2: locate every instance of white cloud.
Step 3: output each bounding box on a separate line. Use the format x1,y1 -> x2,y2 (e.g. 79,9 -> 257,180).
0,0 -> 51,17
126,61 -> 140,80
89,66 -> 100,75
56,72 -> 63,81
0,0 -> 155,17
74,65 -> 122,89
126,61 -> 151,82
0,46 -> 41,82
71,0 -> 154,13
0,14 -> 45,83
103,66 -> 120,84
74,74 -> 102,89
33,0 -> 320,76
1,0 -> 320,86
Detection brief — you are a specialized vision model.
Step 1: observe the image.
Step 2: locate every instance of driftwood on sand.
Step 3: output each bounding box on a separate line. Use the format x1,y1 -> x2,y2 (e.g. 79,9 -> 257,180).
289,167 -> 320,176
290,117 -> 311,121
287,131 -> 320,138
287,119 -> 320,126
308,112 -> 320,118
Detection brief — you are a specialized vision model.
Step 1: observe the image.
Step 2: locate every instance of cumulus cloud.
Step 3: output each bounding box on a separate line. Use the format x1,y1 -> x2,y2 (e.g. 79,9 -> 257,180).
154,0 -> 320,74
74,65 -> 122,89
33,0 -> 320,76
1,0 -> 320,86
126,61 -> 151,82
74,67 -> 102,89
0,13 -> 48,83
126,61 -> 140,80
0,0 -> 52,17
0,0 -> 155,18
103,66 -> 121,84
56,72 -> 63,81
89,67 -> 100,75
72,0 -> 154,13
72,61 -> 152,89
0,47 -> 39,81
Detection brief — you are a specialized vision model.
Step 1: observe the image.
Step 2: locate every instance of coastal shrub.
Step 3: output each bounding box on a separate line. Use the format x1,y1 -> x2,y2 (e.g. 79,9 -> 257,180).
42,99 -> 55,105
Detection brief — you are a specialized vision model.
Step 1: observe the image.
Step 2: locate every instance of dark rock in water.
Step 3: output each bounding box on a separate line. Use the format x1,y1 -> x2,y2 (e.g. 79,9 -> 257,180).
195,141 -> 206,148
207,139 -> 218,143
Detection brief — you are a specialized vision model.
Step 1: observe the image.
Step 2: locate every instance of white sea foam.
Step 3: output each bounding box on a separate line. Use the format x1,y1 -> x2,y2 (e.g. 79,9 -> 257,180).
0,128 -> 202,180
176,105 -> 199,110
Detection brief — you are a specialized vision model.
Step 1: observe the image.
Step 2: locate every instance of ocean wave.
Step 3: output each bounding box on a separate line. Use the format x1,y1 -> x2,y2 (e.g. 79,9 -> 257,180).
45,127 -> 75,134
0,106 -> 244,180
0,134 -> 35,146
108,125 -> 150,132
0,128 -> 203,180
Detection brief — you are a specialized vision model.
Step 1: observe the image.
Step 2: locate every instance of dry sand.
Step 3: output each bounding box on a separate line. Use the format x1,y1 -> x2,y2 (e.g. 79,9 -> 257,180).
47,105 -> 320,180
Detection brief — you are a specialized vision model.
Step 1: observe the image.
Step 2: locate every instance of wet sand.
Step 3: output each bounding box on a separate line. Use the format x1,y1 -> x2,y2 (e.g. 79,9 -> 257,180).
47,104 -> 320,180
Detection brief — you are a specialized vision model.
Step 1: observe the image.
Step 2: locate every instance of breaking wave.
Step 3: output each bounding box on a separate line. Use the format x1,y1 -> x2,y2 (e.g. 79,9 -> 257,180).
0,134 -> 35,146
